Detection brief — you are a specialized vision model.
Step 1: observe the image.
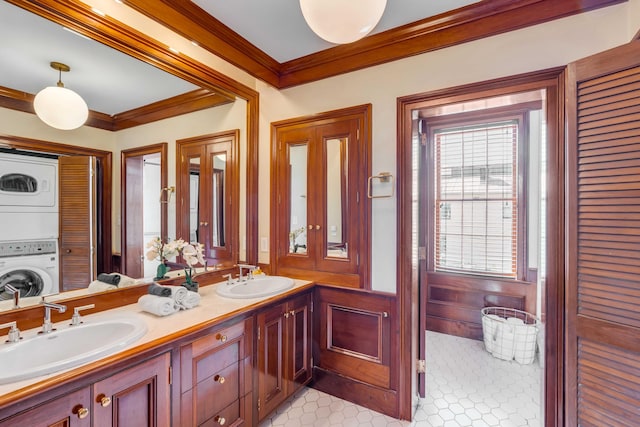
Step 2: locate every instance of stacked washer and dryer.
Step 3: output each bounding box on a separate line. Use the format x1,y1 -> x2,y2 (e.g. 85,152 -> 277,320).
0,151 -> 60,299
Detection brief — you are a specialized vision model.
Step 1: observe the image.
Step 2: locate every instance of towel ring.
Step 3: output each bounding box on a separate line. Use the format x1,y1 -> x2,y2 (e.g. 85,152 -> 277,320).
367,172 -> 395,199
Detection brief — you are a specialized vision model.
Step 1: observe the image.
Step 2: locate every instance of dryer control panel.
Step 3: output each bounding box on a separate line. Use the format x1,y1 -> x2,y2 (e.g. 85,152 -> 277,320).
0,240 -> 57,258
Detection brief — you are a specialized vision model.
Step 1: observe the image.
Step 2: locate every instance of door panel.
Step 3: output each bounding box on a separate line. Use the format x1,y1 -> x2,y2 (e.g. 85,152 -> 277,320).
566,40 -> 640,425
59,156 -> 96,290
124,156 -> 144,277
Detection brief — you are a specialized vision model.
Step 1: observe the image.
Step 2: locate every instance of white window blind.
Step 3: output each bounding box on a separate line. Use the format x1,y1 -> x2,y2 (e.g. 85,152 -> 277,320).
434,120 -> 518,277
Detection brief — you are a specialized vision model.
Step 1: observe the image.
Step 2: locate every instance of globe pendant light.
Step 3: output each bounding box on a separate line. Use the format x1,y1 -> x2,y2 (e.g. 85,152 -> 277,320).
34,62 -> 89,130
300,0 -> 387,44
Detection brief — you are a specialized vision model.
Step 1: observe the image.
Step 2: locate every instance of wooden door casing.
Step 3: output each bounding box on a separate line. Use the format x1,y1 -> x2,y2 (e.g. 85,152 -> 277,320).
121,143 -> 168,278
566,40 -> 640,425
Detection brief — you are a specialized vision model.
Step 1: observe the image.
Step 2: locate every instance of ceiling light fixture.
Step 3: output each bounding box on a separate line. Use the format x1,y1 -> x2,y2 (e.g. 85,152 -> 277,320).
299,0 -> 387,44
33,62 -> 89,130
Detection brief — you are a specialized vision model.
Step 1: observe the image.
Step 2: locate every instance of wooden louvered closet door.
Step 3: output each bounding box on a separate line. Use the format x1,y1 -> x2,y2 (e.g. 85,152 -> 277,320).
566,40 -> 640,426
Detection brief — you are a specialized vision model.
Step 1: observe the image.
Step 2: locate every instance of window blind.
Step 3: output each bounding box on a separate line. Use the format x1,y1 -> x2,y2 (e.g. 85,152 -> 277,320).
434,121 -> 518,277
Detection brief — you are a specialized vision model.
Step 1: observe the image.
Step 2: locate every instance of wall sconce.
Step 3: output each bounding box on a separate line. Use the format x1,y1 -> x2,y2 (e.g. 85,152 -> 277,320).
299,0 -> 387,44
33,62 -> 89,130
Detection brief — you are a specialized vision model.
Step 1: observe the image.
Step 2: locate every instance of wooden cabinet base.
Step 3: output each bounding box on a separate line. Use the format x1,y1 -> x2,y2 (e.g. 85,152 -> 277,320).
312,367 -> 398,418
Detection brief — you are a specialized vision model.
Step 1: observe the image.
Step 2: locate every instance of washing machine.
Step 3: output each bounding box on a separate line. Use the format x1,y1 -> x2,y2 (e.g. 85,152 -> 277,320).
0,240 -> 59,299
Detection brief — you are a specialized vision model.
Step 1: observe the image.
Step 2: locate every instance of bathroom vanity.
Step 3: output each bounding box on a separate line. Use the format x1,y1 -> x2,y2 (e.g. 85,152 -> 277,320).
0,279 -> 314,426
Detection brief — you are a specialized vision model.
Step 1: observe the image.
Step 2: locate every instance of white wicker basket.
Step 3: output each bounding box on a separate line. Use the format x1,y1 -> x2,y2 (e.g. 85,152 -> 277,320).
481,307 -> 540,364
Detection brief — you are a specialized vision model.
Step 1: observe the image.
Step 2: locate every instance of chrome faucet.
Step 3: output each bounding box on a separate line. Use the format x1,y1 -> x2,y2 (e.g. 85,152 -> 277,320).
237,264 -> 257,282
4,284 -> 20,309
40,302 -> 67,334
0,321 -> 20,343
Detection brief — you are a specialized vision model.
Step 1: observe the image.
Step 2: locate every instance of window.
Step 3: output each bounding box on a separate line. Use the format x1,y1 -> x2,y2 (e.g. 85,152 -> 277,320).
433,119 -> 520,278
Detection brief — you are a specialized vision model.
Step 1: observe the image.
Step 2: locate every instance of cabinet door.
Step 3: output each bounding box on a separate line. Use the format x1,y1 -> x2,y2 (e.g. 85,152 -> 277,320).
288,293 -> 312,390
0,387 -> 91,427
257,302 -> 287,419
92,353 -> 171,427
177,131 -> 239,268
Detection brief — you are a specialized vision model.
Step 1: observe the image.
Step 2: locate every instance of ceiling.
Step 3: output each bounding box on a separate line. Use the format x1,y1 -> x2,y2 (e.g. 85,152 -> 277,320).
0,0 -> 623,122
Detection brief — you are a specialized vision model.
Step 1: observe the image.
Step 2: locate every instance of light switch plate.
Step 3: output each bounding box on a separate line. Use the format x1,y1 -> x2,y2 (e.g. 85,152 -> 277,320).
260,237 -> 268,252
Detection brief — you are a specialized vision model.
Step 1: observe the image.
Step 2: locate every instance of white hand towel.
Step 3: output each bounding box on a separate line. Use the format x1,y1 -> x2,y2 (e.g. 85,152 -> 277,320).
169,285 -> 189,305
138,294 -> 177,316
178,290 -> 201,310
87,281 -> 118,293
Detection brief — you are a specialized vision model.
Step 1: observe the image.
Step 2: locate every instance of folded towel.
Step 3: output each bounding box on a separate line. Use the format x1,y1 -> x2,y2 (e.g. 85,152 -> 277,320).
97,273 -> 120,285
148,283 -> 171,297
168,285 -> 189,306
137,294 -> 177,316
118,274 -> 137,287
87,281 -> 118,293
177,290 -> 201,310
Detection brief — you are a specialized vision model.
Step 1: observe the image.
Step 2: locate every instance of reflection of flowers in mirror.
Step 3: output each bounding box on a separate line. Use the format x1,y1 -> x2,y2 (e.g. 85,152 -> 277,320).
145,237 -> 186,262
289,226 -> 306,240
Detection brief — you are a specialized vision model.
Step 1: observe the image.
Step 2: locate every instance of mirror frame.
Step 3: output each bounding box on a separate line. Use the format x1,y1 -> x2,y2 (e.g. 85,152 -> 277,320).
6,0 -> 260,267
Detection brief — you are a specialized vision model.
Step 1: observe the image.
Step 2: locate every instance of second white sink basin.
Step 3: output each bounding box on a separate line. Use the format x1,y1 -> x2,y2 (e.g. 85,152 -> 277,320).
0,312 -> 147,384
216,276 -> 295,299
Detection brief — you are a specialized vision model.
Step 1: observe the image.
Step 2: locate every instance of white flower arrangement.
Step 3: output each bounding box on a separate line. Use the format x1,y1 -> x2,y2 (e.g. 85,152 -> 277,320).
145,237 -> 205,281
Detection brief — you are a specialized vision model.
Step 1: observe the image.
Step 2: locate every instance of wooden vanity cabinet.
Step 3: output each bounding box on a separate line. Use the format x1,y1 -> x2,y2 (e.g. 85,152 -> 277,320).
180,318 -> 253,427
92,352 -> 171,427
0,352 -> 171,427
257,292 -> 312,421
0,387 -> 91,427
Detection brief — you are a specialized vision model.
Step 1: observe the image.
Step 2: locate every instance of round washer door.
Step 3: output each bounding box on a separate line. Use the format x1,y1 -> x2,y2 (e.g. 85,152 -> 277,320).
0,267 -> 52,298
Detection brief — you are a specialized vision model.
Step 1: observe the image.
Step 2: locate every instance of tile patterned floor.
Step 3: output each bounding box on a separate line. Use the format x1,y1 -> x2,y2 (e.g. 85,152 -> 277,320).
259,331 -> 542,427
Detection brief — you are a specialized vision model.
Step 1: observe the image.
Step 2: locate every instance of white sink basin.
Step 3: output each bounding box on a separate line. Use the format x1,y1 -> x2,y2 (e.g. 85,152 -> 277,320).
216,276 -> 295,299
0,313 -> 147,384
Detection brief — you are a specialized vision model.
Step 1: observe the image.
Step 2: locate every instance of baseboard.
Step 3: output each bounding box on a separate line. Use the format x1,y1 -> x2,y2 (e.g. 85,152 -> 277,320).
311,367 -> 398,418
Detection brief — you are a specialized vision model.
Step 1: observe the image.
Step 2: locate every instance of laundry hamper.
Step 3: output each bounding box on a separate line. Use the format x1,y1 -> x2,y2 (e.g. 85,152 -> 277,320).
481,307 -> 540,364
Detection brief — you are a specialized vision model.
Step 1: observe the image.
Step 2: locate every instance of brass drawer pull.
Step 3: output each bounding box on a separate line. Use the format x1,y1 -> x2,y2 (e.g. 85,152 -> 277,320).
98,395 -> 111,407
216,333 -> 227,343
214,415 -> 226,425
214,374 -> 226,384
76,406 -> 89,419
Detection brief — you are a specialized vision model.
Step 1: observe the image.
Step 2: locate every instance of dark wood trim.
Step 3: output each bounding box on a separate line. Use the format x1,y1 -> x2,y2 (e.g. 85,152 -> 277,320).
123,0 -> 622,88
0,86 -> 232,131
0,134 -> 113,275
397,67 -> 566,422
5,0 -> 260,267
121,143 -> 168,277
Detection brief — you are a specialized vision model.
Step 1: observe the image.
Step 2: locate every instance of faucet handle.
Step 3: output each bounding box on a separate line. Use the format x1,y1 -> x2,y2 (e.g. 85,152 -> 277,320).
71,304 -> 95,326
0,321 -> 21,343
222,273 -> 234,285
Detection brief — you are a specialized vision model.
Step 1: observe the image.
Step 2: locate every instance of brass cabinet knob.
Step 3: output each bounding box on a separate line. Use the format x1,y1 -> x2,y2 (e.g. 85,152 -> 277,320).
308,224 -> 313,230
214,415 -> 226,425
216,333 -> 227,343
289,310 -> 295,316
98,395 -> 111,407
76,406 -> 89,419
214,374 -> 225,384
316,225 -> 321,230
200,221 -> 209,226
284,312 -> 290,318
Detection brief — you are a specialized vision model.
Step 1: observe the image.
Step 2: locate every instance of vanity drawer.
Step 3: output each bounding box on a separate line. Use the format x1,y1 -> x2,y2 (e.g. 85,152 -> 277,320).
199,392 -> 252,427
195,341 -> 239,384
195,362 -> 240,423
192,321 -> 246,355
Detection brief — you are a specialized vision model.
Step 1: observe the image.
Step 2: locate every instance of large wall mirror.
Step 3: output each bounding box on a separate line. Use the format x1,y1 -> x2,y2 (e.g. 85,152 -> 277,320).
0,0 -> 259,307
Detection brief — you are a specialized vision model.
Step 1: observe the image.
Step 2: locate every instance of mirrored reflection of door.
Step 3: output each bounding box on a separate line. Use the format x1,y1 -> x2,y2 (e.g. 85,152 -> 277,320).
121,144 -> 167,279
177,131 -> 239,267
325,138 -> 348,259
289,144 -> 308,255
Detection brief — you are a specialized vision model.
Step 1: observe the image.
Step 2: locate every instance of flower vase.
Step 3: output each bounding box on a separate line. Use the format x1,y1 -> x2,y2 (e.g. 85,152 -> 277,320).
182,281 -> 199,293
155,261 -> 170,281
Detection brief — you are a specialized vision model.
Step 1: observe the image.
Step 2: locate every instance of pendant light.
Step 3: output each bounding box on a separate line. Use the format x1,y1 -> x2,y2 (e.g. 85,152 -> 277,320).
299,0 -> 387,44
33,62 -> 89,130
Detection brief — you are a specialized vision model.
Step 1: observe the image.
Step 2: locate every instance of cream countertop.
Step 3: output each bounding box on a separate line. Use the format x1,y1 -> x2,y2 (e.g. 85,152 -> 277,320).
0,277 -> 313,399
